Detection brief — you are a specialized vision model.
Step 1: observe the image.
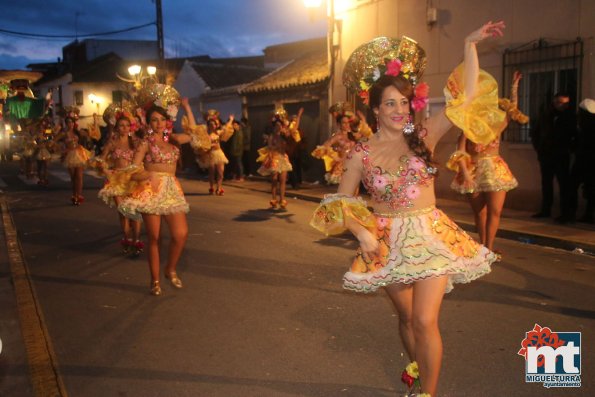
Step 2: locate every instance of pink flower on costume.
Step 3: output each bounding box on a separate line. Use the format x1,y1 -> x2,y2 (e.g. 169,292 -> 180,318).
408,157 -> 426,170
373,175 -> 389,190
414,82 -> 430,98
412,96 -> 429,112
386,59 -> 402,76
405,185 -> 421,199
376,217 -> 389,229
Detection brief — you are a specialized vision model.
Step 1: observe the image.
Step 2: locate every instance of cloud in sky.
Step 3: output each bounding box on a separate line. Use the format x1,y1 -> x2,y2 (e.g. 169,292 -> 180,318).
0,0 -> 327,69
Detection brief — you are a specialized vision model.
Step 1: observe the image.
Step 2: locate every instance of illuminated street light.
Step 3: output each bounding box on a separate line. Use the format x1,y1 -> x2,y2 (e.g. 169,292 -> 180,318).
118,65 -> 158,89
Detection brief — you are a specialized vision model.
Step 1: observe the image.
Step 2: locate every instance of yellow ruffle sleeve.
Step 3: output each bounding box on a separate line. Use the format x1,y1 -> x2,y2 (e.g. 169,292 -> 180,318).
288,120 -> 302,143
444,63 -> 507,145
311,145 -> 339,172
256,147 -> 269,163
310,194 -> 375,236
219,123 -> 234,142
498,98 -> 530,124
357,122 -> 373,139
182,116 -> 211,151
446,150 -> 472,172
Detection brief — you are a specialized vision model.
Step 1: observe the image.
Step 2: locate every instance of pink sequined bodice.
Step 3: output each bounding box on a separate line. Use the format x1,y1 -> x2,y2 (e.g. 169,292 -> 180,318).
110,147 -> 134,162
355,142 -> 435,210
144,136 -> 179,164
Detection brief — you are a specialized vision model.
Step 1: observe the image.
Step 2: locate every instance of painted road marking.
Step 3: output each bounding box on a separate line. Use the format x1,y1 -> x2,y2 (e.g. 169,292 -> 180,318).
0,198 -> 68,397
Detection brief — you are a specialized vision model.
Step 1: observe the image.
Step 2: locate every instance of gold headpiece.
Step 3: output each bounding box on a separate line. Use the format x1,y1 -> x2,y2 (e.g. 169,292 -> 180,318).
136,83 -> 180,120
342,36 -> 427,105
272,108 -> 288,125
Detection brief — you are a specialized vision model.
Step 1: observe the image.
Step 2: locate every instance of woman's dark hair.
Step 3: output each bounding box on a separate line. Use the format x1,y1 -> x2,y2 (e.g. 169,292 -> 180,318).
115,115 -> 135,149
64,116 -> 80,138
145,105 -> 170,124
368,74 -> 435,169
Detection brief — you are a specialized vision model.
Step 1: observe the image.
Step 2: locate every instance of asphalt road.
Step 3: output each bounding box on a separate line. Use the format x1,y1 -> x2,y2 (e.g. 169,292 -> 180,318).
0,165 -> 593,397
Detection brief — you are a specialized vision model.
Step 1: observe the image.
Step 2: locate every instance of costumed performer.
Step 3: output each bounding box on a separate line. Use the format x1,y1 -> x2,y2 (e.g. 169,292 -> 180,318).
257,109 -> 295,209
310,22 -> 505,397
96,110 -> 143,256
447,70 -> 528,256
196,109 -> 234,195
119,87 -> 192,296
311,102 -> 372,185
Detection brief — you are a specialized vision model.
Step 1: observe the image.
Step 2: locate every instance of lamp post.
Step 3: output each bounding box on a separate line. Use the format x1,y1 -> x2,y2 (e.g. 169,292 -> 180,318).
304,0 -> 340,139
88,93 -> 103,113
125,65 -> 158,89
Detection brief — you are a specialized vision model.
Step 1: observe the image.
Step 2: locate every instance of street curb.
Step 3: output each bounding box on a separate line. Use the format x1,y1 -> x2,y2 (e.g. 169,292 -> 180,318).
181,175 -> 595,257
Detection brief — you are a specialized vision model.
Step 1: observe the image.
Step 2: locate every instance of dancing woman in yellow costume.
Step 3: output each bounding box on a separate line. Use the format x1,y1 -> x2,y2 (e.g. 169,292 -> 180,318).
447,71 -> 528,255
257,109 -> 297,209
197,110 -> 234,196
312,103 -> 372,185
310,22 -> 505,397
57,113 -> 92,205
97,114 -> 143,255
119,102 -> 192,296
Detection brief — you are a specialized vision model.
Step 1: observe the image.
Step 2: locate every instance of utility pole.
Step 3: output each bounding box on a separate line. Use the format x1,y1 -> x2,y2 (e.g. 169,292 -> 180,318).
156,0 -> 164,68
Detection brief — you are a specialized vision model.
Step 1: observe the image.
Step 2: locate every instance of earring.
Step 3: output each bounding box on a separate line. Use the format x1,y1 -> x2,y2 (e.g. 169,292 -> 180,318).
402,115 -> 415,135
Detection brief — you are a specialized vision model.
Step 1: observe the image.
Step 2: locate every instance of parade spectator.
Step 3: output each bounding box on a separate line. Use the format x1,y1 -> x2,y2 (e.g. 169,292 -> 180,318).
240,117 -> 252,177
229,119 -> 245,181
530,92 -> 578,223
570,98 -> 595,223
310,22 -> 503,397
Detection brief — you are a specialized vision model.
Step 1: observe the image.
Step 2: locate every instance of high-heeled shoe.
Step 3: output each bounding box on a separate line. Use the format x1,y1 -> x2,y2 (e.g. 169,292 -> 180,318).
279,199 -> 288,209
77,195 -> 85,204
165,271 -> 183,288
150,280 -> 162,296
208,188 -> 215,195
120,238 -> 132,253
269,199 -> 278,209
216,188 -> 224,196
133,240 -> 144,256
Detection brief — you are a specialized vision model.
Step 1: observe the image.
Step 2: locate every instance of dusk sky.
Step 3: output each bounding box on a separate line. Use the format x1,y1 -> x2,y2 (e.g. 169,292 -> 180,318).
0,0 -> 327,69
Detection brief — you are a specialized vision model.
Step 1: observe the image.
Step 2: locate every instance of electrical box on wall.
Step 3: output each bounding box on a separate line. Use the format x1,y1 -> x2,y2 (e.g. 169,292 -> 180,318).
427,7 -> 438,25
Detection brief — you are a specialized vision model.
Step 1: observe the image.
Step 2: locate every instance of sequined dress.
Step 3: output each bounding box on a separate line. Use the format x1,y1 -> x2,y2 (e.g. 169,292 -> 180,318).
311,141 -> 496,293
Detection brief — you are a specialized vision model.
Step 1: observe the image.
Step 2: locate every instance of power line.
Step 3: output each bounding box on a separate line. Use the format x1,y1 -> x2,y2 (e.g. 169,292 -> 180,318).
0,22 -> 156,39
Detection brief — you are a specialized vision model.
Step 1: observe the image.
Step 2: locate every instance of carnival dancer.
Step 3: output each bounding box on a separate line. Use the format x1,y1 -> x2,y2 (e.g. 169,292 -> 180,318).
447,71 -> 528,256
311,102 -> 372,185
257,109 -> 297,209
56,108 -> 92,205
34,117 -> 55,186
310,22 -> 504,397
196,109 -> 234,195
119,93 -> 192,296
96,112 -> 143,256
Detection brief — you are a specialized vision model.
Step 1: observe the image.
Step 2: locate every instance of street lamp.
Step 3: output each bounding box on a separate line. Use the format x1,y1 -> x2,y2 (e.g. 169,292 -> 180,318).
88,93 -> 104,112
118,65 -> 158,89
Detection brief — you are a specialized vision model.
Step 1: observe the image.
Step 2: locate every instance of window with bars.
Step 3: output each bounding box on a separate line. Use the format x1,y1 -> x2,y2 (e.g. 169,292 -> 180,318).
502,38 -> 583,143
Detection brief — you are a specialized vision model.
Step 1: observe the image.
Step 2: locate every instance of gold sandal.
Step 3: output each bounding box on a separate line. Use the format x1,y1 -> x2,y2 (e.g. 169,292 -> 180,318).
165,271 -> 183,288
150,280 -> 162,296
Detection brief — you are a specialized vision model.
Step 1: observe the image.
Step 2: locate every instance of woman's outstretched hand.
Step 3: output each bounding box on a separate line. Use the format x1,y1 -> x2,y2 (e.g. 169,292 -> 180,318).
466,21 -> 505,44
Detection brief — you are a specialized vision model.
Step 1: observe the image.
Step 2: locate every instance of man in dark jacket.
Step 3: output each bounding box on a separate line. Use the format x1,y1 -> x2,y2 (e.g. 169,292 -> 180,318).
530,93 -> 578,223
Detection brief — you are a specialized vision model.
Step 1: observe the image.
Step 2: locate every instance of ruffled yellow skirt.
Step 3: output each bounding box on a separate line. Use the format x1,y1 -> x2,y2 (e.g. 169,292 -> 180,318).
451,155 -> 518,194
63,146 -> 91,168
98,169 -> 139,208
343,206 -> 495,293
257,148 -> 293,176
196,148 -> 229,168
118,172 -> 189,219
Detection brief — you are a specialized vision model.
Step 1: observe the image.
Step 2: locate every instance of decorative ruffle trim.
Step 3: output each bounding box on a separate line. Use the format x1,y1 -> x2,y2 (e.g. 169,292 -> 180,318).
310,194 -> 375,236
446,150 -> 471,173
342,207 -> 496,293
444,63 -> 507,145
